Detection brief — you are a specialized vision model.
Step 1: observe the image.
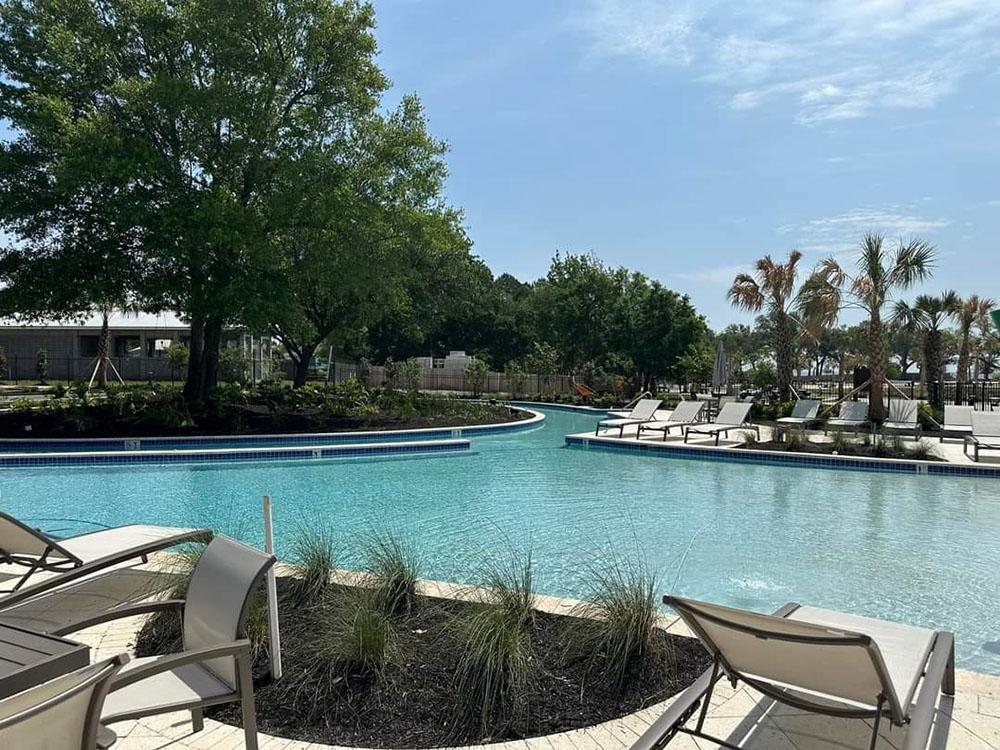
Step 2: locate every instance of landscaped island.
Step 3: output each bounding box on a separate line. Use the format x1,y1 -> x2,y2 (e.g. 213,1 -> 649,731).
137,535 -> 708,748
0,381 -> 528,439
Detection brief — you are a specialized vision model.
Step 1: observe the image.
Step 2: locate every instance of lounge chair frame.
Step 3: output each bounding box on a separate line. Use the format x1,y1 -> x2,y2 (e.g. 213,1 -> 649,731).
963,412 -> 1000,462
0,514 -> 211,602
683,403 -> 757,446
596,399 -> 663,438
632,599 -> 955,750
637,401 -> 707,441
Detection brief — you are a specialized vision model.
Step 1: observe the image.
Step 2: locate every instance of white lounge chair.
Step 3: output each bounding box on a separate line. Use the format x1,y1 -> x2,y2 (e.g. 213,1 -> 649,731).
940,405 -> 974,443
882,399 -> 921,439
683,402 -> 757,446
824,400 -> 869,435
965,412 -> 1000,462
52,536 -> 275,750
636,401 -> 706,440
596,398 -> 663,437
775,399 -> 822,437
632,596 -> 954,750
0,512 -> 211,596
0,653 -> 128,750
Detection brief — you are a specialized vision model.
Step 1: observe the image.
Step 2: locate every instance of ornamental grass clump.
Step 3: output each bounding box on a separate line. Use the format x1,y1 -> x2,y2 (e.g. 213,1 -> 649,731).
453,549 -> 538,737
315,588 -> 395,677
364,531 -> 421,615
567,556 -> 659,693
289,527 -> 336,605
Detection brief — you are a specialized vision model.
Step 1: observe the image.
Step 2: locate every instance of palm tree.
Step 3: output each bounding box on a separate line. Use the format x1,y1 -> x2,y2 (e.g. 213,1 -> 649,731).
954,294 -> 996,383
800,233 -> 935,421
890,292 -> 959,386
728,251 -> 807,401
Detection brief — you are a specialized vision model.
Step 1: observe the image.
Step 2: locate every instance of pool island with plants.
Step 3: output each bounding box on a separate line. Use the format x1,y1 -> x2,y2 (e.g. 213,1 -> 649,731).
0,380 -> 528,440
137,532 -> 708,748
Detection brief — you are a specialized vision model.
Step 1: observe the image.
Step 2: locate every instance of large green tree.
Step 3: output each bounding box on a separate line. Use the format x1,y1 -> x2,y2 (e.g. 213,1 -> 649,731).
0,0 -> 386,400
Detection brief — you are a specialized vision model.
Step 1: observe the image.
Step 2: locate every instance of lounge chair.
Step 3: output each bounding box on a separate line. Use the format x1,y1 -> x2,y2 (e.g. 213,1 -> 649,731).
964,412 -> 1000,462
824,400 -> 869,435
0,512 -> 211,595
775,399 -> 822,437
0,653 -> 128,750
50,535 -> 275,750
636,401 -> 706,440
632,596 -> 954,750
882,399 -> 921,439
596,398 -> 662,437
683,402 -> 757,446
940,405 -> 974,443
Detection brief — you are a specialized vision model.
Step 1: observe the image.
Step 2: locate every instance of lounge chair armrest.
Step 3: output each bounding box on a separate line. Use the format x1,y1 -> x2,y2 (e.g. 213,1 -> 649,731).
52,599 -> 186,636
0,528 -> 212,609
902,631 -> 955,750
631,661 -> 718,750
109,639 -> 252,692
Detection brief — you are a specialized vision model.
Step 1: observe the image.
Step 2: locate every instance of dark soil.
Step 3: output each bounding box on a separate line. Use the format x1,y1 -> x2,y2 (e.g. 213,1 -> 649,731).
0,401 -> 527,439
135,580 -> 709,748
740,439 -> 945,461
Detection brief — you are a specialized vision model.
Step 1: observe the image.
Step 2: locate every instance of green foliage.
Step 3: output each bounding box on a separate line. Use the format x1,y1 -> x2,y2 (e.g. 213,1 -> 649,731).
0,345 -> 7,380
748,361 -> 777,388
453,548 -> 538,735
398,358 -> 423,394
289,528 -> 337,606
677,341 -> 714,384
830,429 -> 853,454
464,358 -> 489,397
918,401 -> 942,430
165,344 -> 190,375
567,557 -> 658,692
218,347 -> 249,385
908,439 -> 938,461
315,588 -> 394,676
364,532 -> 421,616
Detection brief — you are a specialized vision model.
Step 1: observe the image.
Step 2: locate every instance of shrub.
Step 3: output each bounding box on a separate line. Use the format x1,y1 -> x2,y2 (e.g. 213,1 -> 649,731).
917,401 -> 942,431
398,358 -> 422,394
830,429 -> 852,454
453,549 -> 538,736
314,588 -> 394,676
909,439 -> 938,461
219,346 -> 249,384
365,531 -> 420,616
288,527 -> 336,605
164,343 -> 190,376
35,348 -> 48,384
741,429 -> 759,446
465,358 -> 489,398
567,557 -> 659,692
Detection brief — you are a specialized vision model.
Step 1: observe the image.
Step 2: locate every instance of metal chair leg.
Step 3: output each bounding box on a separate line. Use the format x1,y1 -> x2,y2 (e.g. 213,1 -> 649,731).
237,652 -> 259,750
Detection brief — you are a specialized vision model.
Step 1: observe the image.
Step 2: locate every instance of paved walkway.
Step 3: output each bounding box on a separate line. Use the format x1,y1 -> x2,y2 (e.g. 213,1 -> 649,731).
67,581 -> 1000,750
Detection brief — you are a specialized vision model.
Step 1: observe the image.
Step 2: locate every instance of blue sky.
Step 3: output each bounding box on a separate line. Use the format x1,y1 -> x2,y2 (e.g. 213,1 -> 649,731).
374,0 -> 1000,327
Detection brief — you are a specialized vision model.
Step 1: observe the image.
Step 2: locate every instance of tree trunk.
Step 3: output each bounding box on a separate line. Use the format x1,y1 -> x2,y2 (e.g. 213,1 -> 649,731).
184,316 -> 205,402
774,311 -> 794,401
292,342 -> 319,389
868,311 -> 887,422
925,331 -> 942,385
96,311 -> 110,389
957,331 -> 971,384
201,318 -> 222,398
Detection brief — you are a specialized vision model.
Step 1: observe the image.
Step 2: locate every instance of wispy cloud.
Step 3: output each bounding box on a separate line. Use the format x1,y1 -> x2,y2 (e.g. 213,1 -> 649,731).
580,0 -> 1000,124
777,207 -> 951,255
672,263 -> 750,285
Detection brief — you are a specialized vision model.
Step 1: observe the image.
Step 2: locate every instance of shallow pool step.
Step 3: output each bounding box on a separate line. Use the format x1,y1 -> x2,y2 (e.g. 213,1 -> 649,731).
0,438 -> 471,467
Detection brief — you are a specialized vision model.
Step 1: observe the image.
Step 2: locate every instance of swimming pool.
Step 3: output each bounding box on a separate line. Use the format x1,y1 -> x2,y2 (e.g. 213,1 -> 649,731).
2,406 -> 999,673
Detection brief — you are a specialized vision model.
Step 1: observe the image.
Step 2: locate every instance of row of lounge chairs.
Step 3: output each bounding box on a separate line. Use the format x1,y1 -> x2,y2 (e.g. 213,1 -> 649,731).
0,515 -> 270,749
596,398 -> 1000,460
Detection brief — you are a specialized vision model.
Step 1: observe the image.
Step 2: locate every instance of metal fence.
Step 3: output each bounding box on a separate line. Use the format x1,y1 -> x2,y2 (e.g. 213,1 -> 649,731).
2,355 -> 184,383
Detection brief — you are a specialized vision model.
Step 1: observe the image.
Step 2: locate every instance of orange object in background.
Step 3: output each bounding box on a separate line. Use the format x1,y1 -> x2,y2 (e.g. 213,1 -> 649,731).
574,383 -> 596,399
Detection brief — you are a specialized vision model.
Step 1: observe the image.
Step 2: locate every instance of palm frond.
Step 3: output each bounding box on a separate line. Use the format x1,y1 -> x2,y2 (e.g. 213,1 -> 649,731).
727,274 -> 764,312
886,239 -> 935,289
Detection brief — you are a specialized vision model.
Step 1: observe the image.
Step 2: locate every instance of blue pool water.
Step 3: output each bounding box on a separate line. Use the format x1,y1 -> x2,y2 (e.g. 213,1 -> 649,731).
2,406 -> 999,673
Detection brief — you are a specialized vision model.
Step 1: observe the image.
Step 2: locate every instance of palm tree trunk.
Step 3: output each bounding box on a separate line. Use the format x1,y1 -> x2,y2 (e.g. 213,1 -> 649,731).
775,311 -> 794,401
868,311 -> 887,422
96,310 -> 110,389
957,327 -> 971,384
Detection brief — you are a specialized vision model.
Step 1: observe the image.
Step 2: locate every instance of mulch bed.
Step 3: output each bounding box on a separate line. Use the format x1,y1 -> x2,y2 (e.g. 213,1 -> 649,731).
739,439 -> 945,461
135,580 -> 708,748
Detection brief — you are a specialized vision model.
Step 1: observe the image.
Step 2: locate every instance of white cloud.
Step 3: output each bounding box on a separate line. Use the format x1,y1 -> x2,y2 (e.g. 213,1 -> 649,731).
580,0 -> 1000,124
672,263 -> 751,285
777,207 -> 951,255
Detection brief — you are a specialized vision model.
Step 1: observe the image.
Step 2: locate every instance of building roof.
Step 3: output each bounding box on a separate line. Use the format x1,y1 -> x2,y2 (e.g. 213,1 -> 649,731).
0,311 -> 190,331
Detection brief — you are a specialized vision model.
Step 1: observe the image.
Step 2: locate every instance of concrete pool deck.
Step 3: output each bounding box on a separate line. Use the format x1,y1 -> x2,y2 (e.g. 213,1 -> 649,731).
31,561 -> 1000,750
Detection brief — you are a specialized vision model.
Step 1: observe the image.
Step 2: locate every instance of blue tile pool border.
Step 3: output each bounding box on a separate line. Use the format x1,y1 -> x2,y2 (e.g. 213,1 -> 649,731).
565,434 -> 1000,478
0,407 -> 543,455
0,438 -> 471,467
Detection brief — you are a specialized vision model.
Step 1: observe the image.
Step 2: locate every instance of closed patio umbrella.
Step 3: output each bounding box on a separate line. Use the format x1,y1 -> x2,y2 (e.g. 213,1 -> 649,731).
712,340 -> 727,394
